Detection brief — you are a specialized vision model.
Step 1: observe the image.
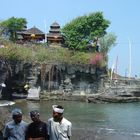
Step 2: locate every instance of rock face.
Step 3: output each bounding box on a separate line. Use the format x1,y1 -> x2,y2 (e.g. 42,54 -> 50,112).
0,60 -> 107,99
1,60 -> 140,102
88,78 -> 140,103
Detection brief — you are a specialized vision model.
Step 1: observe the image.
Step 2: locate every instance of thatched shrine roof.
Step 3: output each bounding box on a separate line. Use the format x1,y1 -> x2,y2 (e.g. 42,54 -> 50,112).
22,26 -> 45,35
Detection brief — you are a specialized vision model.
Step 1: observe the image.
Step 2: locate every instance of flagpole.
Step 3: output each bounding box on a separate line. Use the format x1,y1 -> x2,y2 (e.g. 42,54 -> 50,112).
128,39 -> 132,79
111,62 -> 115,80
44,19 -> 47,43
115,55 -> 118,80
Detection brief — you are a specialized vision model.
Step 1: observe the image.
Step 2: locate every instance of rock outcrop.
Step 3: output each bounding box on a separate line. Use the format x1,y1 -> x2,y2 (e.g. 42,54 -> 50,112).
1,59 -> 140,103
87,78 -> 140,103
0,60 -> 107,99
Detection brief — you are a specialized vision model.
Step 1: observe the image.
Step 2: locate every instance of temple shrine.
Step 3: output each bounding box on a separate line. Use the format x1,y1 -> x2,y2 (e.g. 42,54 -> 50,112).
17,26 -> 45,43
47,22 -> 64,45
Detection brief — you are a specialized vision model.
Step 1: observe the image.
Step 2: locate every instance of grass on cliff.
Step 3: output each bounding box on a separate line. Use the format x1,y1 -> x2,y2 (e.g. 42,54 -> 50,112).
0,39 -> 106,67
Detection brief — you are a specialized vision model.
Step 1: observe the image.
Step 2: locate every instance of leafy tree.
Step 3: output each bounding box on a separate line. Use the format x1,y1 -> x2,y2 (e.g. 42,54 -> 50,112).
0,20 -> 3,36
62,12 -> 110,50
99,32 -> 117,64
99,32 -> 117,54
0,17 -> 27,41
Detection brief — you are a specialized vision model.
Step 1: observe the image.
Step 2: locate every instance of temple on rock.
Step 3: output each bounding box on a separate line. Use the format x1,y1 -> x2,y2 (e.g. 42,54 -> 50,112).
17,26 -> 45,43
47,22 -> 64,45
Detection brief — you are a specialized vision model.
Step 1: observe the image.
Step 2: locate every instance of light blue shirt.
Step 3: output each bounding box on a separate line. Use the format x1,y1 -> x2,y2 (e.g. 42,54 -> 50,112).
3,120 -> 28,140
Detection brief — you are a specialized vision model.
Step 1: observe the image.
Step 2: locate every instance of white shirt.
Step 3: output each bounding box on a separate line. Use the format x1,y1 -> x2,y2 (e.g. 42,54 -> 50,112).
48,117 -> 72,140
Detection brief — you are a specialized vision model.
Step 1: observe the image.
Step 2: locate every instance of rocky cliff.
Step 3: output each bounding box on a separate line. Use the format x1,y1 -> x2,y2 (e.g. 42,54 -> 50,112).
0,59 -> 107,99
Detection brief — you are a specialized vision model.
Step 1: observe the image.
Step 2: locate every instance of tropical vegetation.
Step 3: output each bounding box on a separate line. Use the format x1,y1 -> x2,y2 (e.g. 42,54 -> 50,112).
0,17 -> 27,42
0,12 -> 117,68
62,12 -> 110,50
0,38 -> 106,67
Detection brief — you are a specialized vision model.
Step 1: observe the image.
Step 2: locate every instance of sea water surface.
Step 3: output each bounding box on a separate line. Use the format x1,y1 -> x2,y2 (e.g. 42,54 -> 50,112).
10,100 -> 140,140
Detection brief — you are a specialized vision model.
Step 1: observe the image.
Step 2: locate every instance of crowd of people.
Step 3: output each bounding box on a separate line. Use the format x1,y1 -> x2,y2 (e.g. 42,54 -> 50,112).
2,105 -> 72,140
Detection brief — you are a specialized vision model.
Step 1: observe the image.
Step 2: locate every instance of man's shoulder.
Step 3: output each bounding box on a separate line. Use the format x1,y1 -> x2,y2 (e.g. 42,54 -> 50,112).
21,120 -> 28,124
40,121 -> 47,126
47,118 -> 54,124
21,121 -> 28,126
62,118 -> 72,126
28,122 -> 34,127
48,117 -> 53,121
5,120 -> 14,126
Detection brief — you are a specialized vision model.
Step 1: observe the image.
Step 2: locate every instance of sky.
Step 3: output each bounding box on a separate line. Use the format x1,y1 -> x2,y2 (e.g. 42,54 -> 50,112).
0,0 -> 140,77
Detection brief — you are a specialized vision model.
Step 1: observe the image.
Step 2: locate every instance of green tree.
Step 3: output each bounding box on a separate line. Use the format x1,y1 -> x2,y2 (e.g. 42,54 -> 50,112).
99,32 -> 117,63
99,32 -> 117,54
62,12 -> 110,50
0,17 -> 27,41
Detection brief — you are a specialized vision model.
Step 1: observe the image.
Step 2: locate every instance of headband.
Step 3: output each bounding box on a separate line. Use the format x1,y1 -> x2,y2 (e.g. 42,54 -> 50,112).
52,105 -> 64,113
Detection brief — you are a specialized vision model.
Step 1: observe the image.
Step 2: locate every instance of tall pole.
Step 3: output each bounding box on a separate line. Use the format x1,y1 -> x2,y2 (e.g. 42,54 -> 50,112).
115,55 -> 118,80
111,63 -> 115,80
44,19 -> 47,43
128,39 -> 132,79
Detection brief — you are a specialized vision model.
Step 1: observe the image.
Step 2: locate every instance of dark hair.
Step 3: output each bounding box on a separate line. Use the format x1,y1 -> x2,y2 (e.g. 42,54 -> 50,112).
30,110 -> 40,116
56,105 -> 64,109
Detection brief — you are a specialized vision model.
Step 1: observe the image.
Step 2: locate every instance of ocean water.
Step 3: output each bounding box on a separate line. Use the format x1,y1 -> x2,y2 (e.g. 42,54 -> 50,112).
10,100 -> 140,140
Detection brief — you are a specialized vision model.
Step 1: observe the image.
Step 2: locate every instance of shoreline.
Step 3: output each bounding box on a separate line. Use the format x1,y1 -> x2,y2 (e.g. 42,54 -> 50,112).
2,92 -> 140,104
27,93 -> 140,103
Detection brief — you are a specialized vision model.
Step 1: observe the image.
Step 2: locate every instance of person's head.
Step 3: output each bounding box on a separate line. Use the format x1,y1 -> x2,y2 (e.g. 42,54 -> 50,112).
52,105 -> 64,122
29,110 -> 40,122
12,108 -> 22,124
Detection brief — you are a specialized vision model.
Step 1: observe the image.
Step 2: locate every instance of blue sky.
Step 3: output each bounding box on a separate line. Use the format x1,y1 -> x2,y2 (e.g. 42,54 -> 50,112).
0,0 -> 140,77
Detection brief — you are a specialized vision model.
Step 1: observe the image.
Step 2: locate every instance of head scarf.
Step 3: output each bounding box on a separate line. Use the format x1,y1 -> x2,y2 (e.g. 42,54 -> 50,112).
52,105 -> 64,113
